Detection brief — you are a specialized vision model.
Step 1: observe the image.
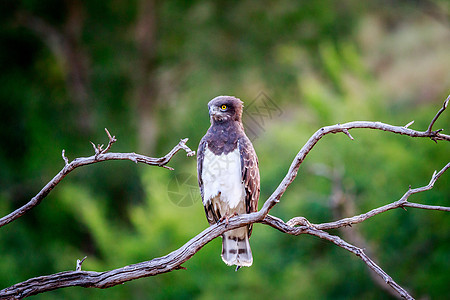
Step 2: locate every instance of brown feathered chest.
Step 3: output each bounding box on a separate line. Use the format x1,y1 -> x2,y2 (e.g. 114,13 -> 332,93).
202,121 -> 241,155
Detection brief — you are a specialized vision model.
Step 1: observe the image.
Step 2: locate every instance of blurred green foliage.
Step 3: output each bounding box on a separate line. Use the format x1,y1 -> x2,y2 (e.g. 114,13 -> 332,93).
0,0 -> 449,299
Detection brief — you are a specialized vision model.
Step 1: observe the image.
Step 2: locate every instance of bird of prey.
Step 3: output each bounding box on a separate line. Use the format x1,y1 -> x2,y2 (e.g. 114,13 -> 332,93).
197,96 -> 260,268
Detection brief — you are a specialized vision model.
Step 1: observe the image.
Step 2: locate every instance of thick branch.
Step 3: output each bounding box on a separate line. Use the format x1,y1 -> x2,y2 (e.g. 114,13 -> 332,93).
0,211 -> 264,299
0,133 -> 195,229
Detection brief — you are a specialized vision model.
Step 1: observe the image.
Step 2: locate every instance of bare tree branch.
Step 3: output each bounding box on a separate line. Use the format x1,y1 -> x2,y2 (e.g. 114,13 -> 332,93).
0,209 -> 265,299
1,97 -> 449,299
0,130 -> 195,229
76,256 -> 87,272
426,95 -> 449,135
402,202 -> 450,211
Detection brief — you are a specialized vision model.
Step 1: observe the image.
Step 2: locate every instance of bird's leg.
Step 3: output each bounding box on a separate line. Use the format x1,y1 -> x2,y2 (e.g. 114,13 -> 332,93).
218,214 -> 230,226
218,215 -> 225,223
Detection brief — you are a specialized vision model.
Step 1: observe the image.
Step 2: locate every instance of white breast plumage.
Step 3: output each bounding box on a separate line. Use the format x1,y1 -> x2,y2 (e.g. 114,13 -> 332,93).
202,146 -> 245,209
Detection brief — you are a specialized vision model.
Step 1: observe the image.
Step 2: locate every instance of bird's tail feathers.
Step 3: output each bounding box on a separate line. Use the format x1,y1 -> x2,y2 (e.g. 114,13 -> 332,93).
221,227 -> 253,267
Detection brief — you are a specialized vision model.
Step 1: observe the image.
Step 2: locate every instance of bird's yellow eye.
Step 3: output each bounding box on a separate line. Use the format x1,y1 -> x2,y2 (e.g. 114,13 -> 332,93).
220,104 -> 227,110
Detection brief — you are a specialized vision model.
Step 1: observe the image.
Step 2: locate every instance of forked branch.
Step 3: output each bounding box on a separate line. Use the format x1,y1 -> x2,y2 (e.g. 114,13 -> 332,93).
0,130 -> 195,229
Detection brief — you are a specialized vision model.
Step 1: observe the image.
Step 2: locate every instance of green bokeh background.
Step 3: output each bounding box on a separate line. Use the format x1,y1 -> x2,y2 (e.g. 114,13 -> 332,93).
0,1 -> 449,299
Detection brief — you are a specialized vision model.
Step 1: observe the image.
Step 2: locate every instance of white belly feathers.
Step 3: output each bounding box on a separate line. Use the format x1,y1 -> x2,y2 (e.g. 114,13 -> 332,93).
202,146 -> 245,209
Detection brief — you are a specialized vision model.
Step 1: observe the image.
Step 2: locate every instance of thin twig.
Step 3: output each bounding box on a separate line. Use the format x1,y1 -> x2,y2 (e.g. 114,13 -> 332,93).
342,128 -> 354,140
403,120 -> 414,129
61,150 -> 69,166
102,128 -> 117,154
426,95 -> 449,134
89,141 -> 99,155
76,256 -> 87,271
403,202 -> 450,211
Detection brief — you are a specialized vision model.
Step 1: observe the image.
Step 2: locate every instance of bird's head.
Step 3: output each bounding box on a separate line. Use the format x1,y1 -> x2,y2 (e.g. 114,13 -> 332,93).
208,96 -> 243,124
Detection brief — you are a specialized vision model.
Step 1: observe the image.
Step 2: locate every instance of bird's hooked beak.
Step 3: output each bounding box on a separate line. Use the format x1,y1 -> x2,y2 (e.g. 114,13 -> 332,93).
209,106 -> 223,123
209,105 -> 219,117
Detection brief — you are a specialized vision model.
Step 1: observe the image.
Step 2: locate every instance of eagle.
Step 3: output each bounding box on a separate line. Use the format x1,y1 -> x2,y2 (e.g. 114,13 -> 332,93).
197,96 -> 260,268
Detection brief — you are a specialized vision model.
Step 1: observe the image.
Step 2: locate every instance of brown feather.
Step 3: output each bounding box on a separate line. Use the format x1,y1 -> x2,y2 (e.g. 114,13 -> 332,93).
238,136 -> 260,236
